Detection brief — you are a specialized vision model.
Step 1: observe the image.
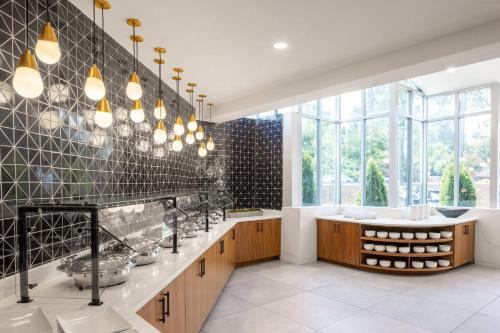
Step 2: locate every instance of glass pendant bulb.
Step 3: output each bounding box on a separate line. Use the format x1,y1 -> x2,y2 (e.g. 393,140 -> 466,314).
130,99 -> 145,123
172,135 -> 183,152
154,98 -> 166,119
198,141 -> 207,157
153,120 -> 167,144
13,49 -> 44,99
95,96 -> 113,128
173,116 -> 185,136
187,114 -> 197,131
206,136 -> 215,151
195,125 -> 204,141
35,21 -> 61,65
126,72 -> 142,100
84,64 -> 106,101
185,131 -> 195,145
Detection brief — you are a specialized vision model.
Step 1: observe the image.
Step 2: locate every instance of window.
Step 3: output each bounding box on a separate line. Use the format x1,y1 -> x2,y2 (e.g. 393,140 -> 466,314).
299,84 -> 495,208
301,117 -> 318,206
341,121 -> 361,204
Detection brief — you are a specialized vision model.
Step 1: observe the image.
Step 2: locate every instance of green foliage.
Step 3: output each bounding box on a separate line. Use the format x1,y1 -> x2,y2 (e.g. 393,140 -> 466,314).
365,158 -> 388,206
302,151 -> 316,205
439,162 -> 477,207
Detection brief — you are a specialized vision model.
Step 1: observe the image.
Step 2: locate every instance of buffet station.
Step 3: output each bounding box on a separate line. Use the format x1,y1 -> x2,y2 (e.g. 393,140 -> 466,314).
317,208 -> 476,274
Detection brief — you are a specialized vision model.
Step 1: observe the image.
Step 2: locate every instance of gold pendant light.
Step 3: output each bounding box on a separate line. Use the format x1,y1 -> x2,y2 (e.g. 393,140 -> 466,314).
172,135 -> 183,152
153,119 -> 167,144
153,47 -> 167,120
35,0 -> 61,65
94,1 -> 113,128
13,0 -> 44,98
84,0 -> 107,101
172,68 -> 185,136
130,99 -> 145,123
125,18 -> 143,100
198,140 -> 207,157
187,82 -> 198,131
206,102 -> 215,151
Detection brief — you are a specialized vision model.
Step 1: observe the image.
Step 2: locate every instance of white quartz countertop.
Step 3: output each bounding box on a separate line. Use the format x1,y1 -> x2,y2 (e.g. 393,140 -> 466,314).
0,213 -> 281,333
316,214 -> 478,227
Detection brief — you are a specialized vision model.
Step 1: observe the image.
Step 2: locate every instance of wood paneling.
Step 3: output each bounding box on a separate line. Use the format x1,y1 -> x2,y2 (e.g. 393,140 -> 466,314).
317,220 -> 360,266
235,219 -> 281,265
454,222 -> 475,267
137,274 -> 186,333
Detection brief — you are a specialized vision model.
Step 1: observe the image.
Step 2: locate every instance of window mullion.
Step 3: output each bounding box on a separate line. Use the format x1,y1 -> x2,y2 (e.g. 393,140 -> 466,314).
490,83 -> 499,208
453,92 -> 460,206
361,92 -> 367,206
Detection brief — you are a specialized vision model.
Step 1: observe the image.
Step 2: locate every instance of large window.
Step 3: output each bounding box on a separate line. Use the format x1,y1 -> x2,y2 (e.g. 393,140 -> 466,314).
300,84 -> 495,208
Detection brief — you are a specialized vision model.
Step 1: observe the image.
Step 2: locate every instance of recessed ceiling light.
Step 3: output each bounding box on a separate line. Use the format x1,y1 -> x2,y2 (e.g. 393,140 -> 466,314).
446,66 -> 457,73
273,42 -> 288,50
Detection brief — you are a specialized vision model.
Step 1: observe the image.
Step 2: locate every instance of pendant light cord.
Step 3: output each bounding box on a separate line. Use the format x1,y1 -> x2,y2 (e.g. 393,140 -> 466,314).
92,0 -> 96,64
101,6 -> 105,79
135,37 -> 139,75
46,0 -> 50,23
158,53 -> 162,98
24,0 -> 28,49
176,78 -> 180,117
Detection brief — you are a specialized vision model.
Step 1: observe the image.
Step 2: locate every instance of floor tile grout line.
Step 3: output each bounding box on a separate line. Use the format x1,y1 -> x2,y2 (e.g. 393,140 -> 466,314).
449,295 -> 500,333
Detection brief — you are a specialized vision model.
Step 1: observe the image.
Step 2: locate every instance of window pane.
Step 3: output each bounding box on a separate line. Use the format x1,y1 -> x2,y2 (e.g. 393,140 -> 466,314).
398,89 -> 410,115
459,115 -> 490,207
412,121 -> 423,204
366,84 -> 390,116
320,97 -> 337,119
365,117 -> 389,207
302,117 -> 318,205
302,100 -> 318,117
398,118 -> 409,206
341,121 -> 361,204
340,91 -> 362,119
278,105 -> 298,114
412,94 -> 424,119
459,88 -> 491,114
320,121 -> 336,204
427,94 -> 455,118
427,120 -> 455,206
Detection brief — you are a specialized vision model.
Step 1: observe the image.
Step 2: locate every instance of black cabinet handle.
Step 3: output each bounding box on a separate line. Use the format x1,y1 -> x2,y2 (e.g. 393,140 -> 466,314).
198,259 -> 203,277
165,292 -> 170,317
232,229 -> 236,240
220,240 -> 225,254
159,297 -> 166,323
260,222 -> 264,232
202,258 -> 206,277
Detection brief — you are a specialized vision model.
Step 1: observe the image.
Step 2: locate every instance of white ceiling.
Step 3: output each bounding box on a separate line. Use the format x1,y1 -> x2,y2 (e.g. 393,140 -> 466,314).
70,0 -> 500,120
411,58 -> 500,95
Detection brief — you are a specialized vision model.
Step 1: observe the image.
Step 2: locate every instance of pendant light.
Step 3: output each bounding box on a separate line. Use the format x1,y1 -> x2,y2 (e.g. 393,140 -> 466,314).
198,140 -> 207,157
35,0 -> 61,65
206,102 -> 215,151
130,99 -> 144,123
125,18 -> 143,100
172,68 -> 185,136
153,119 -> 167,144
153,47 -> 166,119
195,95 -> 205,141
185,85 -> 196,144
172,135 -> 183,152
94,1 -> 112,128
84,0 -> 106,101
13,0 -> 44,98
187,82 -> 198,131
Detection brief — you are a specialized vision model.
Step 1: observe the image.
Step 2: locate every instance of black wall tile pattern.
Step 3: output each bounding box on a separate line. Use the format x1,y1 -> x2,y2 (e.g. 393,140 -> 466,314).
0,0 -> 283,279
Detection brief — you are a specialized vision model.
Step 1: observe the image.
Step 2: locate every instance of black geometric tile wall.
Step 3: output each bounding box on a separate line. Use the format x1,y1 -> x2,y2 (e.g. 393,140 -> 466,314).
0,0 -> 283,279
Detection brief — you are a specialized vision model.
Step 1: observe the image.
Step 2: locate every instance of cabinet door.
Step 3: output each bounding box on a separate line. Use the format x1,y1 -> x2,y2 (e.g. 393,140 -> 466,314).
454,222 -> 475,267
317,220 -> 335,260
137,274 -> 186,333
236,221 -> 259,263
261,219 -> 281,258
336,222 -> 360,266
225,229 -> 236,280
185,256 -> 207,333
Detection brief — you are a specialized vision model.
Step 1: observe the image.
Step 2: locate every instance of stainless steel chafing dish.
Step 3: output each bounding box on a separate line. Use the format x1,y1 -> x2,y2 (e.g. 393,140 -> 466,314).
103,237 -> 161,266
57,252 -> 134,290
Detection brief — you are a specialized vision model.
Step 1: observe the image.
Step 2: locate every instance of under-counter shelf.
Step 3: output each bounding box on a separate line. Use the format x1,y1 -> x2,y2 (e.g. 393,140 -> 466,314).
360,264 -> 454,273
360,249 -> 453,258
361,236 -> 453,244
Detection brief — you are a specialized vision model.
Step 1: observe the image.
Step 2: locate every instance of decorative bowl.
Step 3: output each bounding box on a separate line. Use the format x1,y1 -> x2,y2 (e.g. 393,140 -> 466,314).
425,260 -> 438,269
375,244 -> 386,252
412,261 -> 424,269
436,207 -> 469,218
389,232 -> 401,239
413,246 -> 425,253
398,246 -> 410,254
394,261 -> 406,269
377,231 -> 388,239
363,243 -> 375,251
415,232 -> 428,240
366,258 -> 378,266
379,260 -> 391,268
438,259 -> 450,267
429,232 -> 441,239
402,232 -> 414,240
441,231 -> 453,238
365,230 -> 376,237
425,246 -> 438,253
386,245 -> 398,253
438,244 -> 451,252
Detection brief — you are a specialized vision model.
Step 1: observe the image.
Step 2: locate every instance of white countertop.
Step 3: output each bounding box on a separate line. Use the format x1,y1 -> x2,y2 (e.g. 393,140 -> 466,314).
0,213 -> 281,333
316,214 -> 478,227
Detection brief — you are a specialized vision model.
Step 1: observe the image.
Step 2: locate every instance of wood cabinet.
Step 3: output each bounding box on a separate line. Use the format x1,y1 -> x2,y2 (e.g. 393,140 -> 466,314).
185,252 -> 212,333
137,274 -> 186,333
236,219 -> 281,264
317,220 -> 360,266
454,222 -> 475,267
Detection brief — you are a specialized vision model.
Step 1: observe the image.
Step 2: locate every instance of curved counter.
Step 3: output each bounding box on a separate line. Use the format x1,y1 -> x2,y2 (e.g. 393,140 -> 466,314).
316,215 -> 477,274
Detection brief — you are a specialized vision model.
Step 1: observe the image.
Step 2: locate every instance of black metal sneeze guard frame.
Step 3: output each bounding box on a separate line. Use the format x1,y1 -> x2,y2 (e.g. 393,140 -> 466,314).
16,191 -> 212,306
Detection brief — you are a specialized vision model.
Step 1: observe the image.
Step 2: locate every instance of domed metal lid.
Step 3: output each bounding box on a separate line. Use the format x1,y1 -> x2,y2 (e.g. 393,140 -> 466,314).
65,252 -> 131,274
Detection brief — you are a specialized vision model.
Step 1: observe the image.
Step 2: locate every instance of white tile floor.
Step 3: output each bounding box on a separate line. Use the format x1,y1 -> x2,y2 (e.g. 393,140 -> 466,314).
201,260 -> 500,333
